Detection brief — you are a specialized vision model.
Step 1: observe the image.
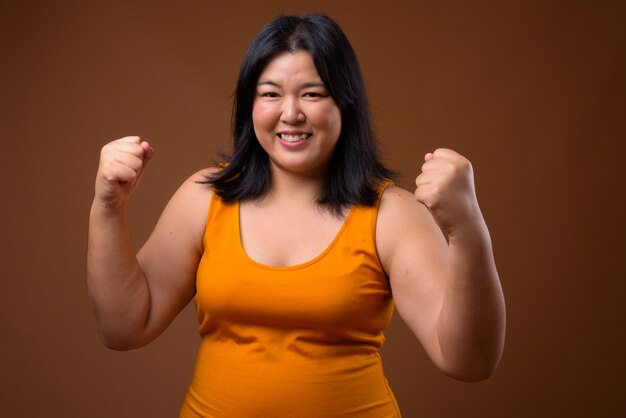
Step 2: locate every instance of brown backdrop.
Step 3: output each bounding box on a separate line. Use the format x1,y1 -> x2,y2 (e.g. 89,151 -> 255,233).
2,0 -> 625,417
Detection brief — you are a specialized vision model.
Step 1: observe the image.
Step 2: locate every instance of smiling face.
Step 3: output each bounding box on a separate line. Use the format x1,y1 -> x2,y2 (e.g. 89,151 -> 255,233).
252,50 -> 342,178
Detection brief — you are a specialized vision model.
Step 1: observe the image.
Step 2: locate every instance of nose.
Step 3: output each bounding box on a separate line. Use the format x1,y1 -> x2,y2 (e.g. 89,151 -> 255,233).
280,97 -> 305,124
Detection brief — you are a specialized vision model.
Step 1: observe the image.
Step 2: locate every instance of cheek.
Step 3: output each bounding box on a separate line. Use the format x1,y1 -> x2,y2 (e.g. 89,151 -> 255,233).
252,103 -> 277,132
309,104 -> 342,134
322,107 -> 342,139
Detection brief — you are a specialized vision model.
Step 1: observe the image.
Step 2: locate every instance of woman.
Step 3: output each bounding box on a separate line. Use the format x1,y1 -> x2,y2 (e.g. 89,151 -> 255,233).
87,14 -> 505,417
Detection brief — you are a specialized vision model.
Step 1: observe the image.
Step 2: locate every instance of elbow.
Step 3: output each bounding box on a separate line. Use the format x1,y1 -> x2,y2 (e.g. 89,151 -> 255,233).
442,363 -> 498,382
96,326 -> 147,351
99,334 -> 138,351
438,327 -> 506,382
91,310 -> 154,351
101,337 -> 137,351
437,348 -> 504,382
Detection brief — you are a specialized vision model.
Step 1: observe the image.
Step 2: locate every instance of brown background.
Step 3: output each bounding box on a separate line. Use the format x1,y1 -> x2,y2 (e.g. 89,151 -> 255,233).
2,0 -> 625,417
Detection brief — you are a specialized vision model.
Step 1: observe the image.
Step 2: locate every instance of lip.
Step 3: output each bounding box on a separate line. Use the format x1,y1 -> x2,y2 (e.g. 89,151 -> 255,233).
276,131 -> 312,148
276,130 -> 311,135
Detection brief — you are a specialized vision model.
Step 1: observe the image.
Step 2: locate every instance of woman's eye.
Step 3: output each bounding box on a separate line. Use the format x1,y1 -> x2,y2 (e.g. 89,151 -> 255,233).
260,92 -> 279,98
303,92 -> 323,98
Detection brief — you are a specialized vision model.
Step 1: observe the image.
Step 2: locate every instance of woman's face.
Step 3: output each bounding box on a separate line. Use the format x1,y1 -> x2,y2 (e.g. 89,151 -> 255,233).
252,50 -> 342,178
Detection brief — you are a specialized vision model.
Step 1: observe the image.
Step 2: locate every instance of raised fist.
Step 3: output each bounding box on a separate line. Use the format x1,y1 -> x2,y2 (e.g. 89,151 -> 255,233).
94,136 -> 154,210
414,148 -> 482,237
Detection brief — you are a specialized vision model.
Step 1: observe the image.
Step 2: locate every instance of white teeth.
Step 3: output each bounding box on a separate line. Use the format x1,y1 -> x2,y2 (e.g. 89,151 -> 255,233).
279,133 -> 309,142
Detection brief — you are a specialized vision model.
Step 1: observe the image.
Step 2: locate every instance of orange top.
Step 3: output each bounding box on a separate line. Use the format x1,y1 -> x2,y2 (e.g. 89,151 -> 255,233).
179,183 -> 400,417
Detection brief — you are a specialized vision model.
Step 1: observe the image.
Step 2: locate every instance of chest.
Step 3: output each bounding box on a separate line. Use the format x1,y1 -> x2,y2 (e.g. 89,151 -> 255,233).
194,197 -> 393,333
239,201 -> 348,267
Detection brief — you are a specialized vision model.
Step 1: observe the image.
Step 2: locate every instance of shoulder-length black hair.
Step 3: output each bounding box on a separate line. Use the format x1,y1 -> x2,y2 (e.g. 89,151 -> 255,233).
204,13 -> 395,215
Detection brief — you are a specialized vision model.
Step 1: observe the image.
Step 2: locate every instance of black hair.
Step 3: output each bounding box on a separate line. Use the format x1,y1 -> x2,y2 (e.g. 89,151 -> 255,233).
203,13 -> 395,215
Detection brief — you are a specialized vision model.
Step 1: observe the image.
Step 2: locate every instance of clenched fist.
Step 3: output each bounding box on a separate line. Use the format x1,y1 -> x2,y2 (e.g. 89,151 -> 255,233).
94,136 -> 154,210
414,148 -> 483,238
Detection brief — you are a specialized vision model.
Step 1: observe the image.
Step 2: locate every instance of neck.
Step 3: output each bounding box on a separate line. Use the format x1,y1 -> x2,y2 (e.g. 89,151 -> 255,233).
263,163 -> 326,208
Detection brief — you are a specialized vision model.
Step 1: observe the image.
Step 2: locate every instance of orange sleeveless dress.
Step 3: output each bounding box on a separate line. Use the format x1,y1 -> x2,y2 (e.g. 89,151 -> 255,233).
179,183 -> 401,417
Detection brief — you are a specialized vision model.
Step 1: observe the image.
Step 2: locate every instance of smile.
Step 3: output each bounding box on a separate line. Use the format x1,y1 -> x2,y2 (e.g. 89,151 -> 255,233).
277,133 -> 311,143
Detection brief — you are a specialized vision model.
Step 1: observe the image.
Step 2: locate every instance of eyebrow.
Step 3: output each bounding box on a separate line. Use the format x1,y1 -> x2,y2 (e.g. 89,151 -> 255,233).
256,80 -> 327,88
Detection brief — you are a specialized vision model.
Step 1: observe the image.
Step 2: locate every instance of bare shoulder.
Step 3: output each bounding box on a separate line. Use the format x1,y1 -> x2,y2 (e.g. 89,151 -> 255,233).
378,185 -> 433,231
167,167 -> 215,208
173,167 -> 217,206
148,167 -> 218,251
376,185 -> 446,274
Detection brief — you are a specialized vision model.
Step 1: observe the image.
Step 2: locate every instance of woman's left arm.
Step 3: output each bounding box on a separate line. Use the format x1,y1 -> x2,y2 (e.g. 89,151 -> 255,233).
377,148 -> 506,382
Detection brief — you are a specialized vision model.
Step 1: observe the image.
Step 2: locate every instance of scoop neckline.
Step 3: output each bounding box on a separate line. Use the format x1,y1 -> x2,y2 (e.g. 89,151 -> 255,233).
236,201 -> 356,271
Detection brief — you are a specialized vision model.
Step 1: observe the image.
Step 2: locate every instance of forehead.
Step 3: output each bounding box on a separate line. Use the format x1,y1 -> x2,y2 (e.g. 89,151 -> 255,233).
257,50 -> 322,83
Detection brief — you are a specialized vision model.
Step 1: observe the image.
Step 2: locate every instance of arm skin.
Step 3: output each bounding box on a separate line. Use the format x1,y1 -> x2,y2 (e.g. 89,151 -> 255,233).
87,136 -> 214,350
376,150 -> 506,382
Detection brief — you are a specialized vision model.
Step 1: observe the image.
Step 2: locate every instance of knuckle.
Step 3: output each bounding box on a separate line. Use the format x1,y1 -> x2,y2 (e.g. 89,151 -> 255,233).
100,144 -> 113,156
101,160 -> 113,172
103,172 -> 117,183
443,163 -> 456,176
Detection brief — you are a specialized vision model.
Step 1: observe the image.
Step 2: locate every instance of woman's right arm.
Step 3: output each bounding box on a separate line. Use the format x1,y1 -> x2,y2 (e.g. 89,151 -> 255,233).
87,136 -> 212,350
